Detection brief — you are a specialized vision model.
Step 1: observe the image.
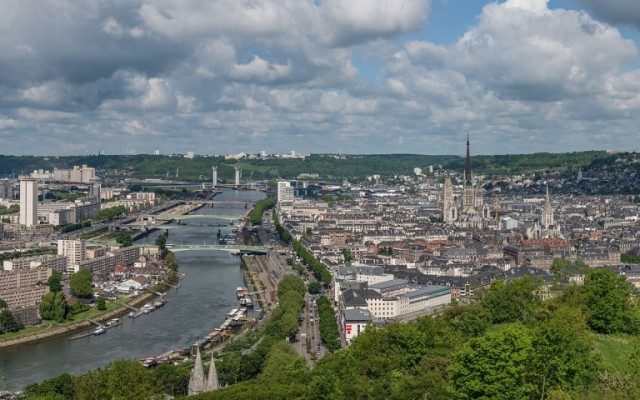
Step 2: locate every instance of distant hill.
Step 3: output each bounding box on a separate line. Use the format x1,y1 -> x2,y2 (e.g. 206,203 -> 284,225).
0,151 -> 614,182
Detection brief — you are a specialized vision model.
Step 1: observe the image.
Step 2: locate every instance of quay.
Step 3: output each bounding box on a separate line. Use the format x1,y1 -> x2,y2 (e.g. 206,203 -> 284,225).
69,319 -> 122,341
0,292 -> 156,349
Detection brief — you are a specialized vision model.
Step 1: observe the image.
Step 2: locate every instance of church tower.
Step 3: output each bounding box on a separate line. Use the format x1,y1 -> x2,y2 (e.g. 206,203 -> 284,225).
462,135 -> 475,212
443,176 -> 454,223
541,184 -> 554,229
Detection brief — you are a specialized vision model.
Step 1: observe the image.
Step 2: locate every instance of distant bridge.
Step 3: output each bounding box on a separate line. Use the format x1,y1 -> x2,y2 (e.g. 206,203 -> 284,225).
154,214 -> 239,221
168,244 -> 267,254
189,200 -> 257,205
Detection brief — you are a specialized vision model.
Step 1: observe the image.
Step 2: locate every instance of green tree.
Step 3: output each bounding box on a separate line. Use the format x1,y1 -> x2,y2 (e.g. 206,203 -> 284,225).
308,281 -> 322,295
480,276 -> 542,324
528,306 -> 598,398
39,291 -> 68,322
260,341 -> 307,383
69,269 -> 93,298
47,270 -> 62,293
155,234 -> 167,250
23,372 -> 74,399
151,363 -> 190,397
0,298 -> 6,309
443,303 -> 492,337
582,269 -> 639,334
73,369 -> 108,400
93,205 -> 126,222
341,248 -> 354,263
0,204 -> 19,215
451,323 -> 535,400
104,359 -> 158,400
621,253 -> 640,264
0,308 -> 22,333
96,295 -> 107,311
550,258 -> 587,286
115,232 -> 133,247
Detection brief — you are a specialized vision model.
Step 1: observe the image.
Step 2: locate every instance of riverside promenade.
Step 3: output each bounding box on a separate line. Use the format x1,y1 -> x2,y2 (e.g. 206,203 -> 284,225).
0,292 -> 155,349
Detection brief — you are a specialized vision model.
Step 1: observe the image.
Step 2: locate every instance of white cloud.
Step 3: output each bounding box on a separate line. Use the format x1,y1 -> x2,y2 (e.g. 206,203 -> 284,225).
320,0 -> 432,46
1,0 -> 640,155
0,116 -> 18,129
230,56 -> 293,83
450,0 -> 637,100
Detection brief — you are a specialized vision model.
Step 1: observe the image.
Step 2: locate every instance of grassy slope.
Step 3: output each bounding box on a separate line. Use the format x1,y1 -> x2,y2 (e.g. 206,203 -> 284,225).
593,333 -> 635,374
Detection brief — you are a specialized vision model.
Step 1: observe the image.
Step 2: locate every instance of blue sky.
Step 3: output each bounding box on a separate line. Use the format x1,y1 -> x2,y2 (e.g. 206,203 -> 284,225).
0,0 -> 639,156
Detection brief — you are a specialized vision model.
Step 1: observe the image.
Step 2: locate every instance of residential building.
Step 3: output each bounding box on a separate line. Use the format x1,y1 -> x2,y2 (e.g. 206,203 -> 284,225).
58,239 -> 87,270
19,178 -> 38,227
277,180 -> 294,204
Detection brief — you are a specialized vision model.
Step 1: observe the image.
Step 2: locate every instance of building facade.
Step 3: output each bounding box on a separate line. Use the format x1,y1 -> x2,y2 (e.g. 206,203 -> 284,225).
19,178 -> 38,227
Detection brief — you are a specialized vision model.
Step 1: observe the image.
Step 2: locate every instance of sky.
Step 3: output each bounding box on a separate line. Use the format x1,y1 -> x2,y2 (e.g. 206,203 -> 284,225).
1,0 -> 640,156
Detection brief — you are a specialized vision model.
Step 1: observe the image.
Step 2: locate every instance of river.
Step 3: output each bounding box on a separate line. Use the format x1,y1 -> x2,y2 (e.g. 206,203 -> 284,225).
0,189 -> 265,389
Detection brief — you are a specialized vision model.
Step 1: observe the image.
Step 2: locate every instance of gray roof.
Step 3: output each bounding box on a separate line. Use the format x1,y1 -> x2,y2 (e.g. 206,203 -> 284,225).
403,285 -> 451,300
342,289 -> 382,307
344,308 -> 373,322
369,279 -> 409,291
355,266 -> 386,276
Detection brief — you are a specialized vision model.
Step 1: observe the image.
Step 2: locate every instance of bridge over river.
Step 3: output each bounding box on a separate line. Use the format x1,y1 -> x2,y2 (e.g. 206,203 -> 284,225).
168,244 -> 267,254
154,214 -> 239,221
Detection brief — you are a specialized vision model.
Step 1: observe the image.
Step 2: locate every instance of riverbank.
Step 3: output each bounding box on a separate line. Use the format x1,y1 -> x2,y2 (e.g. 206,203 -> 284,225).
0,292 -> 156,349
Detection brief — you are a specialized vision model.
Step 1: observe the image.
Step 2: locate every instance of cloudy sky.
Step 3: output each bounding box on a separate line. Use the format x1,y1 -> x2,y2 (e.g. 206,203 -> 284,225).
1,0 -> 639,156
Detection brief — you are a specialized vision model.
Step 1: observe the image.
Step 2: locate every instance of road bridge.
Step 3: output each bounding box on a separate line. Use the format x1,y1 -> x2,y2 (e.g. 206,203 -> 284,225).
189,200 -> 257,205
154,214 -> 239,221
168,244 -> 267,254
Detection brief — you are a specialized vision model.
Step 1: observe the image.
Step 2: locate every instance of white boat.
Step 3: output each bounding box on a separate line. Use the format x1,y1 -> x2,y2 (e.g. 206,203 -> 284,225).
106,318 -> 120,326
93,325 -> 107,335
143,303 -> 155,313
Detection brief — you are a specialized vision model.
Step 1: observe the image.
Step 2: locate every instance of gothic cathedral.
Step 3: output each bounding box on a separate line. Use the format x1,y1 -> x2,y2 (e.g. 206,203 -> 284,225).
443,136 -> 490,228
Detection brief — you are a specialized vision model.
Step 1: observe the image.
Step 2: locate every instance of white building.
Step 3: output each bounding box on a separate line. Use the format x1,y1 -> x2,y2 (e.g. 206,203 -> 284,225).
500,216 -> 518,230
343,308 -> 372,345
234,166 -> 241,186
53,165 -> 96,183
49,209 -> 77,226
277,181 -> 294,204
58,239 -> 87,272
341,279 -> 452,321
19,179 -> 38,227
3,254 -> 68,274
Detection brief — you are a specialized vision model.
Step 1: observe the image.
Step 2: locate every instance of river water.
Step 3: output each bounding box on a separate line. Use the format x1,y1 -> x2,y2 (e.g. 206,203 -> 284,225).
0,189 -> 265,389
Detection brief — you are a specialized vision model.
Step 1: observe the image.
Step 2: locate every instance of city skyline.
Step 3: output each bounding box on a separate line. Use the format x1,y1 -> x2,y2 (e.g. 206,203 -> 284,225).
1,0 -> 640,156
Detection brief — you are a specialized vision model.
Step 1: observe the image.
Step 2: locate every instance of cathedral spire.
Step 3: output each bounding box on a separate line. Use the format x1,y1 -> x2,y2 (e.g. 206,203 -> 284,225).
188,348 -> 206,396
465,134 -> 472,186
207,354 -> 219,391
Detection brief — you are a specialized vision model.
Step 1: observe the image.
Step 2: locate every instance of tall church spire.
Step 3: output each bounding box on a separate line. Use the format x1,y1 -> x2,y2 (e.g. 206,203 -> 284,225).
464,134 -> 472,186
542,184 -> 554,229
188,348 -> 206,396
206,354 -> 219,391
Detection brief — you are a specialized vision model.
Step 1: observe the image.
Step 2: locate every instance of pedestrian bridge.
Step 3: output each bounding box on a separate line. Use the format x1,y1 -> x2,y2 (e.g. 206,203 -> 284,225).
168,244 -> 267,254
